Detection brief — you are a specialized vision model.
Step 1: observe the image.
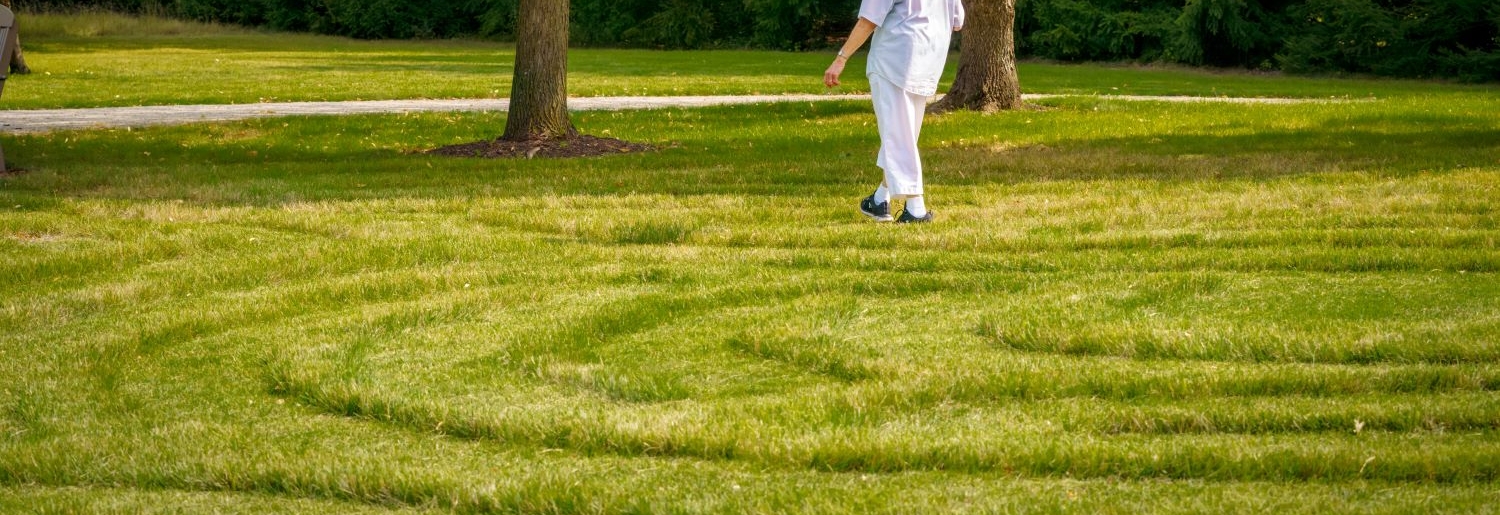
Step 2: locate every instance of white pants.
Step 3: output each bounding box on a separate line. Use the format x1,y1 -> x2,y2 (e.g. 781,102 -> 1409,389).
870,74 -> 930,199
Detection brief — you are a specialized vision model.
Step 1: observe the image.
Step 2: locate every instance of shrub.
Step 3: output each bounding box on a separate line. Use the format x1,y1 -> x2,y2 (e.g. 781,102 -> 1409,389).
17,0 -> 1500,81
1279,0 -> 1500,81
1171,0 -> 1290,68
1016,0 -> 1180,62
172,0 -> 261,26
743,0 -> 859,50
1278,0 -> 1404,74
569,0 -> 653,46
317,0 -> 451,39
623,0 -> 718,49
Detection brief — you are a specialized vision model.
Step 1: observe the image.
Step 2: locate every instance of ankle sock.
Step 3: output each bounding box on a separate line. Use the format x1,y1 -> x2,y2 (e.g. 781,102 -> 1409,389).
905,196 -> 927,217
873,185 -> 891,204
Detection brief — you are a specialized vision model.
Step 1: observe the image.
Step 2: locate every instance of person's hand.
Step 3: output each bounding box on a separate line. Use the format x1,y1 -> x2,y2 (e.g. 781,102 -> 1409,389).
824,58 -> 846,88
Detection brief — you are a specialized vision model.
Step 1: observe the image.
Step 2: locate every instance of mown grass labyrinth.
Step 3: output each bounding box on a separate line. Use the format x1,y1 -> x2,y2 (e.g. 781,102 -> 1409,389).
4,95 -> 1498,512
3,20 -> 1500,512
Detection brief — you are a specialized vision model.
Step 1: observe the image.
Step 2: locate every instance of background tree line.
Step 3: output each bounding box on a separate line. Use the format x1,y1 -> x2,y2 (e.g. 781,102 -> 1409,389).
17,0 -> 1500,81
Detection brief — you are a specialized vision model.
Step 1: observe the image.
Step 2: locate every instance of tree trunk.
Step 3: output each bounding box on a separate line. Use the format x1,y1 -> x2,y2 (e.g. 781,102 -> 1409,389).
929,0 -> 1021,114
7,28 -> 26,75
502,0 -> 575,141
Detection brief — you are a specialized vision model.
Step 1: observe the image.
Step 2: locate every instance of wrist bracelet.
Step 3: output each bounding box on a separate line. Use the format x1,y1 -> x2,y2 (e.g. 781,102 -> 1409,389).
837,49 -> 848,60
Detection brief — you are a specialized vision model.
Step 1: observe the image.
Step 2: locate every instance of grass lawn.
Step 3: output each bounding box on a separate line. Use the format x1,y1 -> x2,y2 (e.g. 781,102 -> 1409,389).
3,12 -> 1500,515
5,12 -> 1497,109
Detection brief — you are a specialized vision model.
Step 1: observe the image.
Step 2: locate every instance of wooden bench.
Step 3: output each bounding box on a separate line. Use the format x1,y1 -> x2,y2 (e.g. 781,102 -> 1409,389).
0,5 -> 15,171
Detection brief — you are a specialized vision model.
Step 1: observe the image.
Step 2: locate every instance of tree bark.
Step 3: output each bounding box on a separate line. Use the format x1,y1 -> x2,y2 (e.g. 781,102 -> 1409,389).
8,36 -> 28,75
6,27 -> 26,75
929,0 -> 1021,114
502,0 -> 575,141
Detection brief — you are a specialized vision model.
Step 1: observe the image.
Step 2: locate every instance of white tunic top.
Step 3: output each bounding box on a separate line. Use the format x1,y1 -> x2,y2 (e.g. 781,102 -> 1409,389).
859,0 -> 965,96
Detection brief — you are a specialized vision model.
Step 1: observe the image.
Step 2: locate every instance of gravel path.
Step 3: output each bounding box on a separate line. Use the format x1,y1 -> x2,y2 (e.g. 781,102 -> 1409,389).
0,93 -> 1325,134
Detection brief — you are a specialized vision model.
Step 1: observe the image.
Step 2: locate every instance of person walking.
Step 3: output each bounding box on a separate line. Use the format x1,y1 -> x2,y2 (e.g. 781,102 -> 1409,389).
825,0 -> 964,223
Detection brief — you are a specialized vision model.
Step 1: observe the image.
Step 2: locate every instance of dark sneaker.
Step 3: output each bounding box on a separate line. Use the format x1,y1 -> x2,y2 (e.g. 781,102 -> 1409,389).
896,209 -> 933,224
860,194 -> 893,222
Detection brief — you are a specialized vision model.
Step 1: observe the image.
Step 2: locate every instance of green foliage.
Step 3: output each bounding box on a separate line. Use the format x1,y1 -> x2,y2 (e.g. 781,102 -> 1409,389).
1016,0 -> 1181,61
18,0 -> 169,14
258,0 -> 314,32
1279,0 -> 1403,75
16,0 -> 1500,81
171,0 -> 263,26
567,0 -> 650,45
316,0 -> 459,39
743,0 -> 859,50
474,0 -> 517,39
1172,0 -> 1288,67
1020,0 -> 1497,81
623,0 -> 718,49
1279,0 -> 1500,81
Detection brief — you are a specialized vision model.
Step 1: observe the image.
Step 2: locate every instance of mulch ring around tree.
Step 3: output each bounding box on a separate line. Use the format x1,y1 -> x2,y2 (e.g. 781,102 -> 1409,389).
428,134 -> 655,159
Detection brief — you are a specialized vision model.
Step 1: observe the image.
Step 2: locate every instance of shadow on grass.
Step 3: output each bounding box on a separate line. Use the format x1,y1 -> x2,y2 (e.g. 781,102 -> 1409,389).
931,110 -> 1500,184
2,100 -> 1498,207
